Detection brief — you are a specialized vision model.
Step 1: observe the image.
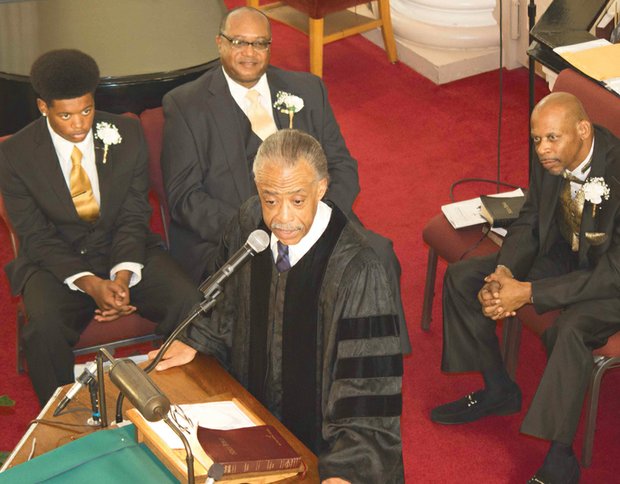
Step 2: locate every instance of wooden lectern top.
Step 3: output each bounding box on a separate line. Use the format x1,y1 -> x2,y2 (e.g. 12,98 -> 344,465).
2,355 -> 318,483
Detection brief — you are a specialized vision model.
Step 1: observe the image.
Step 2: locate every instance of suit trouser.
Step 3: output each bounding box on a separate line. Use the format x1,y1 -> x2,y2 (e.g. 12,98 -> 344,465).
22,247 -> 203,405
442,253 -> 620,444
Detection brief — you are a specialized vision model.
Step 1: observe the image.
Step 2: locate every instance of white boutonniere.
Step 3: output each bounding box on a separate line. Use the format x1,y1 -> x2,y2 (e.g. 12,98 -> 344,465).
581,177 -> 610,217
273,91 -> 304,128
94,122 -> 122,164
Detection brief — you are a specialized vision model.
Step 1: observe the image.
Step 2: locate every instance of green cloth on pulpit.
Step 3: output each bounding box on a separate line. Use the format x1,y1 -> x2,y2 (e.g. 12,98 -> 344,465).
0,424 -> 178,483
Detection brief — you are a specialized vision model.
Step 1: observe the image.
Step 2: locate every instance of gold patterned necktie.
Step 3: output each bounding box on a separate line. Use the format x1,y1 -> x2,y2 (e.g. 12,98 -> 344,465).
245,89 -> 277,141
70,146 -> 99,222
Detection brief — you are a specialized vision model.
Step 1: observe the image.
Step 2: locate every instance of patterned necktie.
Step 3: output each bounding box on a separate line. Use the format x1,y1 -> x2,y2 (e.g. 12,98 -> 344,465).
276,241 -> 291,272
245,89 -> 277,141
559,177 -> 583,252
69,146 -> 99,222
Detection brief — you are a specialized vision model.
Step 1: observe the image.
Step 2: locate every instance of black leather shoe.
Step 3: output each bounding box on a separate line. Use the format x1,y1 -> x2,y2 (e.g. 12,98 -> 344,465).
528,452 -> 580,483
430,386 -> 521,425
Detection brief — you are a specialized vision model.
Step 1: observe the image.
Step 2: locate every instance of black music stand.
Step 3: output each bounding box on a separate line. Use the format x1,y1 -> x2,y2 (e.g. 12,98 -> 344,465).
526,0 -> 612,171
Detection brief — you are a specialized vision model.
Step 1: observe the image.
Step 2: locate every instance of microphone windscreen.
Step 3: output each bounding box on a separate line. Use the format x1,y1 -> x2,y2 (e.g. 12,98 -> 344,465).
109,359 -> 170,422
247,229 -> 269,253
208,462 -> 225,480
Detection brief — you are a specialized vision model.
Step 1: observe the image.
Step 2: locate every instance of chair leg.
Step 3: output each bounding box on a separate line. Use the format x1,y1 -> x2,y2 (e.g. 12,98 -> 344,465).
308,17 -> 324,77
501,316 -> 522,380
581,356 -> 620,467
420,247 -> 438,331
377,0 -> 398,63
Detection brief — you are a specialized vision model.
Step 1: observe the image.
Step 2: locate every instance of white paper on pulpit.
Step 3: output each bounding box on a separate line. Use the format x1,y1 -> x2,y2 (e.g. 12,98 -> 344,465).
144,400 -> 257,449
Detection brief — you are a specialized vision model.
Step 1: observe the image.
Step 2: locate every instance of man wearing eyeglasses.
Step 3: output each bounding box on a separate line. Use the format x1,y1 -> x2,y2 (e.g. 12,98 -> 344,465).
160,6 -> 410,354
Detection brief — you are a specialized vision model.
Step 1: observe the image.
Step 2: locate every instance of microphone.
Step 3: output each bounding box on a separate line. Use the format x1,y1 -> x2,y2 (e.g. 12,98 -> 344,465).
206,463 -> 224,483
108,357 -> 170,422
53,361 -> 97,416
199,229 -> 270,300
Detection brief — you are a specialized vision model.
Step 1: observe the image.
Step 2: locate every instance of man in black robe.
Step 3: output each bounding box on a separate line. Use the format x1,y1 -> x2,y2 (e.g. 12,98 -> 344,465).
151,129 -> 404,483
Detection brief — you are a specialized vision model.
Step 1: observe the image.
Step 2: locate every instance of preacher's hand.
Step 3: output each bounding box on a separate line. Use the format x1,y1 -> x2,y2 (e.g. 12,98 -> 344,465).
148,340 -> 197,371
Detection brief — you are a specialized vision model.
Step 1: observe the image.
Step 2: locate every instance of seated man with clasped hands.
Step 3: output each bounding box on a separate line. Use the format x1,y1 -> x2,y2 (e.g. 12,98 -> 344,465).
431,92 -> 620,484
0,49 -> 202,405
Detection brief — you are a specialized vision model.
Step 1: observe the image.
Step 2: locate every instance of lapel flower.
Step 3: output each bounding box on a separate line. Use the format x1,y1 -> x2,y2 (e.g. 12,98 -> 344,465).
581,177 -> 610,217
94,122 -> 122,164
273,91 -> 304,128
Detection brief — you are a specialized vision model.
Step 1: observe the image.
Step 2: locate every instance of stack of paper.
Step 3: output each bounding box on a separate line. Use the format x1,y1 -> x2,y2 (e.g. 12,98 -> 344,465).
554,39 -> 620,95
441,188 -> 525,232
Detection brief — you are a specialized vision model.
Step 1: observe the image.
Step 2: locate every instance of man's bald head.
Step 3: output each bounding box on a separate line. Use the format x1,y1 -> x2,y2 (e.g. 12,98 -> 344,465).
532,91 -> 589,127
219,6 -> 271,37
531,92 -> 593,175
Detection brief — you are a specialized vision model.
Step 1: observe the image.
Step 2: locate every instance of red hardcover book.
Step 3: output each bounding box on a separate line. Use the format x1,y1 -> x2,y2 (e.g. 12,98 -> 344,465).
196,424 -> 303,475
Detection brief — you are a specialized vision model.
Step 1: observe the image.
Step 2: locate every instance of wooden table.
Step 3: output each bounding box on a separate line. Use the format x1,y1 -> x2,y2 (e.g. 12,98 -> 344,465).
1,355 -> 318,482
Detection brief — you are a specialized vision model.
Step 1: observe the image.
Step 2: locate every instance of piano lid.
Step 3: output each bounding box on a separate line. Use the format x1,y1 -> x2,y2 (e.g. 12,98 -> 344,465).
531,0 -> 611,49
0,0 -> 226,79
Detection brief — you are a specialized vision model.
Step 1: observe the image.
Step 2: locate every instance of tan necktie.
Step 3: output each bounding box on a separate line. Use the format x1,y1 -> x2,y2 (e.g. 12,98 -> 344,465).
245,89 -> 277,141
70,146 -> 99,222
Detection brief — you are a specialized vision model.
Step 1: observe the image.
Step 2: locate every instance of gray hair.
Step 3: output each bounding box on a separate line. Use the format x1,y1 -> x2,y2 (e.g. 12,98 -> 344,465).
253,129 -> 329,182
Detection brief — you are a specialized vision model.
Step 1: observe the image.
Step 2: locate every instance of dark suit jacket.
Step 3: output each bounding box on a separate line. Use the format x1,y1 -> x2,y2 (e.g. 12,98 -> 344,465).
161,63 -> 360,281
0,112 -> 161,295
497,126 -> 620,312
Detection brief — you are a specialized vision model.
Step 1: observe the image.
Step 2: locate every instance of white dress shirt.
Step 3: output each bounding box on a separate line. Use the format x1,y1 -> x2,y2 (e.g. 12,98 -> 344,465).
565,138 -> 595,199
46,120 -> 142,290
270,201 -> 332,267
222,68 -> 275,124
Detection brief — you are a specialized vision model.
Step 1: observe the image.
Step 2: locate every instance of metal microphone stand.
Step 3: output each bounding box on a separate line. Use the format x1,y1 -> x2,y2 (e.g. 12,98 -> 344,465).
97,348 -> 195,484
87,378 -> 101,426
528,0 -> 537,177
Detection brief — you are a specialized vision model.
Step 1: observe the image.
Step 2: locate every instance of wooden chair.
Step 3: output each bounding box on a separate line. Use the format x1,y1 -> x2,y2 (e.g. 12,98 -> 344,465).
420,68 -> 620,467
248,0 -> 398,77
0,130 -> 160,374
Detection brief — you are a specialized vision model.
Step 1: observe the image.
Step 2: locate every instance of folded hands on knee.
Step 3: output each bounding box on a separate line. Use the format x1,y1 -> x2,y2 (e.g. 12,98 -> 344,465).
478,265 -> 532,320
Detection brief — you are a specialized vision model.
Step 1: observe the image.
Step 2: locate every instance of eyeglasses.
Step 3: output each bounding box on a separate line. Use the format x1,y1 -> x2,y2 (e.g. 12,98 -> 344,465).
219,32 -> 272,51
168,404 -> 194,434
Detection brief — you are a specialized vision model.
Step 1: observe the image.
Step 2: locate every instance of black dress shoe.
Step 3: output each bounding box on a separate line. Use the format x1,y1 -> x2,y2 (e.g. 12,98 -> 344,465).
528,452 -> 580,483
430,386 -> 521,425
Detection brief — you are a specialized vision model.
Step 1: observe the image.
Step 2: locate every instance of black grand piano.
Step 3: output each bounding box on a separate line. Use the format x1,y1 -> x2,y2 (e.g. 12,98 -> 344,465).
526,0 -> 616,167
0,0 -> 226,136
528,0 -> 616,105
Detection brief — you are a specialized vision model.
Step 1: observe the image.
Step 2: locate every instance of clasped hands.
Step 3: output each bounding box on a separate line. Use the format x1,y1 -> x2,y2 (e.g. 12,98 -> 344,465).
76,270 -> 136,322
478,265 -> 532,320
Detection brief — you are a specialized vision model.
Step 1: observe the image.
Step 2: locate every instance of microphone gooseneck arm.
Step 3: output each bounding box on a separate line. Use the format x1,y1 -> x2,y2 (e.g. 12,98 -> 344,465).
114,297 -> 219,424
164,416 -> 195,484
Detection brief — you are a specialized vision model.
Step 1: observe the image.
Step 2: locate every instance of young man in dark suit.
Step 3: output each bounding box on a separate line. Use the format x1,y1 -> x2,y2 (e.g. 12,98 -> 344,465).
161,6 -> 410,353
432,92 -> 620,483
0,49 -> 202,405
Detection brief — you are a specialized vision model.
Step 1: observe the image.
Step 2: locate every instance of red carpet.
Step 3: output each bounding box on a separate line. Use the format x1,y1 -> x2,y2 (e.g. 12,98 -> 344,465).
1,2 -> 619,482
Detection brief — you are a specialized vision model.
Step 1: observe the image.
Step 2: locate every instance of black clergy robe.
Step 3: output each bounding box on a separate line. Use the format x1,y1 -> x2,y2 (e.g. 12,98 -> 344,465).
182,197 -> 404,483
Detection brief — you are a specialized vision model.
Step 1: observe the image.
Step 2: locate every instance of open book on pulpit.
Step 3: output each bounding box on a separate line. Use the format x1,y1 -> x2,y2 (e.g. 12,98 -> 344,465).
127,396 -> 305,483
